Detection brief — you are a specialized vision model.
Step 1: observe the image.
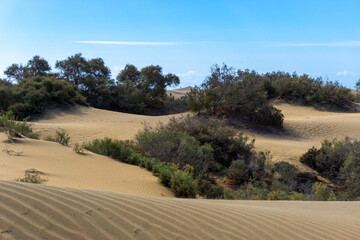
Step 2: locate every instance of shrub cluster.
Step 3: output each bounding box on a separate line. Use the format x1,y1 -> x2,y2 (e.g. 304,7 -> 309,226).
135,115 -> 329,199
187,65 -> 284,127
0,76 -> 87,119
136,115 -> 256,174
2,55 -> 187,119
83,138 -> 197,197
300,137 -> 360,200
187,65 -> 356,128
0,111 -> 39,139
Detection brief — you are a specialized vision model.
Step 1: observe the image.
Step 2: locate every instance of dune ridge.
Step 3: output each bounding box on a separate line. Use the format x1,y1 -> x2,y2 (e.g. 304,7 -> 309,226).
1,180 -> 360,240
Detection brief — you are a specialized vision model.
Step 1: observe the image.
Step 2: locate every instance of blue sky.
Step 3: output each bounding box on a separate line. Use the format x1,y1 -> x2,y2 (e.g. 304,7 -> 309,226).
1,0 -> 360,88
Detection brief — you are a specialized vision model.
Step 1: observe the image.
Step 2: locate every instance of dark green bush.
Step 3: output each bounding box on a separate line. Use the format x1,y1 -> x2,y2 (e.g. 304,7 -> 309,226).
138,115 -> 255,170
170,170 -> 197,198
1,76 -> 87,119
311,182 -> 336,201
186,65 -> 284,127
300,137 -> 360,200
84,138 -> 198,197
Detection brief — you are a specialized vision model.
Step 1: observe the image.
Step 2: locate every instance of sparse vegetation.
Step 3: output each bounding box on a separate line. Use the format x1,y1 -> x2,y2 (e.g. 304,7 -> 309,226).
16,169 -> 48,184
73,142 -> 86,154
55,129 -> 70,145
0,111 -> 39,140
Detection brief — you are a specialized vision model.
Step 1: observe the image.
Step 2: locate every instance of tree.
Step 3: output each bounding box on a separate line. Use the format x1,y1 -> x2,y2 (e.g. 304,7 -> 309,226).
55,53 -> 89,86
26,55 -> 51,77
4,56 -> 51,83
4,64 -> 25,83
115,65 -> 180,112
116,64 -> 141,86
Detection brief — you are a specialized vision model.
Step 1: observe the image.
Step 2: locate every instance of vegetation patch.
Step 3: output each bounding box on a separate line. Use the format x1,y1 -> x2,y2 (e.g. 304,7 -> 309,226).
16,169 -> 48,184
300,137 -> 360,200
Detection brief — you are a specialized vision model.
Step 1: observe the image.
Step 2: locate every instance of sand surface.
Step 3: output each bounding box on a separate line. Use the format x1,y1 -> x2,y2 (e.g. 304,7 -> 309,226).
0,132 -> 173,197
2,92 -> 360,239
167,86 -> 192,99
31,101 -> 360,170
1,180 -> 360,240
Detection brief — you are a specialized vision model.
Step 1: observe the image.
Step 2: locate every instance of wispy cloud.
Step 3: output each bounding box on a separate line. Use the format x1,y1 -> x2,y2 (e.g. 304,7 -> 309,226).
177,70 -> 205,78
257,41 -> 360,47
74,41 -> 193,46
337,70 -> 359,76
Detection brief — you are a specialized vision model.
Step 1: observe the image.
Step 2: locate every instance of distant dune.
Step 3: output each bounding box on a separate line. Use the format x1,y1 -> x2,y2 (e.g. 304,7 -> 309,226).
1,180 -> 360,240
167,86 -> 192,98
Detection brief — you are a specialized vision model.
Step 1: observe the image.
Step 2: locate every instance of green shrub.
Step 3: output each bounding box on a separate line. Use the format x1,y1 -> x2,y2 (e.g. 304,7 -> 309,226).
251,105 -> 284,128
186,65 -> 284,127
55,129 -> 70,145
3,76 -> 87,119
197,177 -> 224,199
16,170 -> 48,184
223,188 -> 235,200
170,170 -> 197,198
311,182 -> 336,201
137,115 -> 256,170
0,111 -> 39,139
44,135 -> 55,141
300,137 -> 360,200
83,138 -> 133,161
267,190 -> 291,200
73,142 -> 85,154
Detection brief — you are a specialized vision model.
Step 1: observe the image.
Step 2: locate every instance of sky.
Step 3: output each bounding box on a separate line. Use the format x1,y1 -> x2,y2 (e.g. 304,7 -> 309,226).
0,0 -> 360,88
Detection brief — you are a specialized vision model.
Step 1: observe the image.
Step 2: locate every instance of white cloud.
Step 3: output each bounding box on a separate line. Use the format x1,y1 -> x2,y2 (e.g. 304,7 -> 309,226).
113,65 -> 125,71
177,70 -> 204,78
337,70 -> 359,76
257,41 -> 360,47
73,41 -> 191,46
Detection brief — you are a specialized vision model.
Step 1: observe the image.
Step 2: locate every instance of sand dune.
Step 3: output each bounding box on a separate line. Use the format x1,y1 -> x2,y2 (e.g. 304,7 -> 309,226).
1,180 -> 360,240
2,100 -> 360,239
32,105 -> 183,144
244,102 -> 360,169
32,101 -> 360,170
0,133 -> 173,197
167,86 -> 192,99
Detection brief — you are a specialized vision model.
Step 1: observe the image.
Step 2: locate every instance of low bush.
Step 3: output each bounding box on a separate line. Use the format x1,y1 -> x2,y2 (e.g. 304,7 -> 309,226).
300,137 -> 360,200
0,111 -> 39,139
2,76 -> 87,119
55,129 -> 70,145
84,138 -> 198,197
73,142 -> 85,154
170,170 -> 197,198
16,171 -> 48,184
311,182 -> 336,201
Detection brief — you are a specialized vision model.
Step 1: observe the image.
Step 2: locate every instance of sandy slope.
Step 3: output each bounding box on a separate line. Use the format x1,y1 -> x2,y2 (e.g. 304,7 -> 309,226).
167,86 -> 192,99
32,101 -> 360,170
32,105 -> 183,144
243,102 -> 360,170
1,180 -> 360,240
0,133 -> 173,197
